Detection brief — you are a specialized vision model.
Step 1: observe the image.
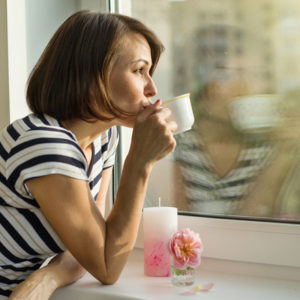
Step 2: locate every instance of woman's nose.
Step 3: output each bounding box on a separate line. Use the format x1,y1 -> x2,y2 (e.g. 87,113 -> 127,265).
145,76 -> 157,98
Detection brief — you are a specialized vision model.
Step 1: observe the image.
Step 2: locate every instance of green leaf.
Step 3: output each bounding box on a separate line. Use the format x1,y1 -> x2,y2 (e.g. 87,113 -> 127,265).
171,265 -> 187,276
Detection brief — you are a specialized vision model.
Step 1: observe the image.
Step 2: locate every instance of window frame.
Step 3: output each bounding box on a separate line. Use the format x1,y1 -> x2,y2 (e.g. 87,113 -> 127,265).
112,0 -> 300,269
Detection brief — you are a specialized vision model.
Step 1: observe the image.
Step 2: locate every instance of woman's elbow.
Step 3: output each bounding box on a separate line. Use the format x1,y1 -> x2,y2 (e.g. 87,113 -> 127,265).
100,278 -> 118,285
97,272 -> 121,285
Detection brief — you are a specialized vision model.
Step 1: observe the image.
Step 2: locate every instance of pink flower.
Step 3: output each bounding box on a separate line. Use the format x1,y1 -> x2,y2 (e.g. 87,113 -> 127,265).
168,228 -> 204,269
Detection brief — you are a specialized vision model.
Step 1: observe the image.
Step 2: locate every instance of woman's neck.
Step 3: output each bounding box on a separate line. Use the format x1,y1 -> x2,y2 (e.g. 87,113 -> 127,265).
61,118 -> 116,150
196,118 -> 241,143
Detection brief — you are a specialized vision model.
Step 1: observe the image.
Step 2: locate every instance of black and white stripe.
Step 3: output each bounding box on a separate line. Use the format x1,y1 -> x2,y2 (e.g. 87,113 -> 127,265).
0,114 -> 118,298
174,130 -> 272,214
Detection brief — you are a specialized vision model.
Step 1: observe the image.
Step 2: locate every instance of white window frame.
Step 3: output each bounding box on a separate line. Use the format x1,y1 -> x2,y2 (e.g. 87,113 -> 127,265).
112,0 -> 300,270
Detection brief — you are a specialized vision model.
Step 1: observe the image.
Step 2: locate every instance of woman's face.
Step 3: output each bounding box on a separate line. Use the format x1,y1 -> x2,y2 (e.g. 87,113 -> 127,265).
109,33 -> 158,127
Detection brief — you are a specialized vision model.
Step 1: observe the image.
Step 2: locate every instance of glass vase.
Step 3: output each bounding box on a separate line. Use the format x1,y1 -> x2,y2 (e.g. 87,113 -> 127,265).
170,265 -> 195,286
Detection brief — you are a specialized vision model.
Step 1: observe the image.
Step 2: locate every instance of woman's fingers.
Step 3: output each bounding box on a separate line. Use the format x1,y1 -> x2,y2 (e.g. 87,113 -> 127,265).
138,101 -> 174,129
130,100 -> 177,165
137,100 -> 162,122
168,120 -> 178,133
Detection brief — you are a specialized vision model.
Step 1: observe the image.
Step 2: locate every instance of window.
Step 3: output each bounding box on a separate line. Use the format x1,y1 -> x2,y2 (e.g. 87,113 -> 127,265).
114,0 -> 300,269
3,0 -> 299,270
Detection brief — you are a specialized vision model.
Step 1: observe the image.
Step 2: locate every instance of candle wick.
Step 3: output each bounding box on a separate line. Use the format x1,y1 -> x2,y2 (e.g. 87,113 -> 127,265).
158,197 -> 161,207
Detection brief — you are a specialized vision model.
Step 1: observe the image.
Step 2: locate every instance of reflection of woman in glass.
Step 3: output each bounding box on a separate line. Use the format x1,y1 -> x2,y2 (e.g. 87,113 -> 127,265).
173,25 -> 298,218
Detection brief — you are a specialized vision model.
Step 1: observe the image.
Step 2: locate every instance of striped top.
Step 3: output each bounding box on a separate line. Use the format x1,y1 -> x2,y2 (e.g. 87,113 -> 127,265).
174,129 -> 272,214
0,114 -> 118,298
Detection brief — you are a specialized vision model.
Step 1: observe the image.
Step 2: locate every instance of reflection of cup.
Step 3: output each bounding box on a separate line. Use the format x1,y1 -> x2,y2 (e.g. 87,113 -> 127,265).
162,93 -> 194,135
228,94 -> 282,133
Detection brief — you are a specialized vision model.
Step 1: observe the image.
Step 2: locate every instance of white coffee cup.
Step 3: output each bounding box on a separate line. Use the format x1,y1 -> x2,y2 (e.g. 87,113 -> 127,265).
162,93 -> 194,135
227,94 -> 282,133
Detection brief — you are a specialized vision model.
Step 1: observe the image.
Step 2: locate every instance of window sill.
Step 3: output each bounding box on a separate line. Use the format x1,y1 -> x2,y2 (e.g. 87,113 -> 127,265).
50,248 -> 300,300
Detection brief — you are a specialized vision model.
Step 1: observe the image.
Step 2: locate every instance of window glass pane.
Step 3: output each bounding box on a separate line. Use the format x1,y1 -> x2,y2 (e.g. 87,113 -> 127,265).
129,0 -> 300,223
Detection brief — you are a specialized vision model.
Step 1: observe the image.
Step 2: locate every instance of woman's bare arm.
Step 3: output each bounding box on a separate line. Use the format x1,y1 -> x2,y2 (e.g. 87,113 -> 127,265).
8,251 -> 86,300
8,168 -> 113,300
95,168 -> 113,217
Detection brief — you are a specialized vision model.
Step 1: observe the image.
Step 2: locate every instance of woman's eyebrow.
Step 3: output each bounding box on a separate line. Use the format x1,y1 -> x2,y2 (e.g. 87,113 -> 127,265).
130,59 -> 150,65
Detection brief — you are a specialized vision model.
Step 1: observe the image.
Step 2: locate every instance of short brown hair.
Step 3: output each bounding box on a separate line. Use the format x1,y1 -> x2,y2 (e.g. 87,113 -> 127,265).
26,11 -> 164,121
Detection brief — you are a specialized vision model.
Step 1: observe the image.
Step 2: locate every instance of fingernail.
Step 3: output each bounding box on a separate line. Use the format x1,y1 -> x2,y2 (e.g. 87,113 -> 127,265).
155,99 -> 161,104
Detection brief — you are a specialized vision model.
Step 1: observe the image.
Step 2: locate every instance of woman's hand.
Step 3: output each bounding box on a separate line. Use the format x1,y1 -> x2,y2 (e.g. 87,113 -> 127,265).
129,100 -> 177,168
8,251 -> 86,300
8,268 -> 57,300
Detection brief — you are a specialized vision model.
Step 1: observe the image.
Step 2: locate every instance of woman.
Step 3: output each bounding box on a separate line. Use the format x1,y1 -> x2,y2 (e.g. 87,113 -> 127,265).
0,11 -> 176,299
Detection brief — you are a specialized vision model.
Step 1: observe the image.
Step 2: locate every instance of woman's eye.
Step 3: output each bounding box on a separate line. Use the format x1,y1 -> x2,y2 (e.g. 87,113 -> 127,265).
134,67 -> 144,73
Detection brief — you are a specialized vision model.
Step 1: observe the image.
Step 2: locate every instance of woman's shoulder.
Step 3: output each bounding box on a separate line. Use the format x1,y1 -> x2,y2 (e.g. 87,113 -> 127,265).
2,114 -> 75,142
22,114 -> 77,140
3,114 -> 85,161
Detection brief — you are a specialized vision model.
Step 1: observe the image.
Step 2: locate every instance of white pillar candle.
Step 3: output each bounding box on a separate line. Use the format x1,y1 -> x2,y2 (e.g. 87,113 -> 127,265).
143,206 -> 178,277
